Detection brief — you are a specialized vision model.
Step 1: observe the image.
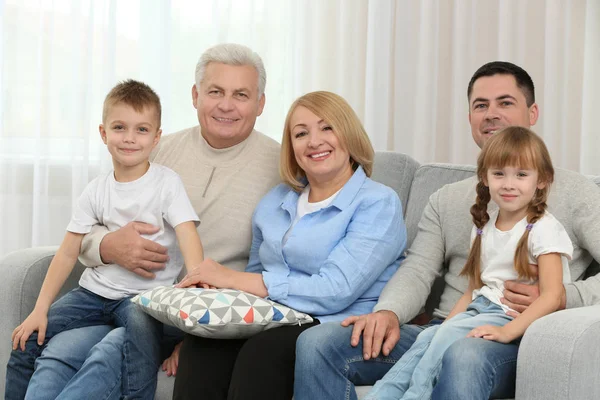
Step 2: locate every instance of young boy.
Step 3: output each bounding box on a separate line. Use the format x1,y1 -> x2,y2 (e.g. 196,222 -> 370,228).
6,80 -> 204,399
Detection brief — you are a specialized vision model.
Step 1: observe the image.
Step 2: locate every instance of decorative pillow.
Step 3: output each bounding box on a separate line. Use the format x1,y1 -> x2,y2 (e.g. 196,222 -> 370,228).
131,286 -> 314,339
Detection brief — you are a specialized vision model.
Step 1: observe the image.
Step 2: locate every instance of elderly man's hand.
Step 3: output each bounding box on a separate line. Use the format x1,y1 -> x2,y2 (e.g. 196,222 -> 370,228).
501,280 -> 567,318
341,310 -> 400,360
99,222 -> 169,278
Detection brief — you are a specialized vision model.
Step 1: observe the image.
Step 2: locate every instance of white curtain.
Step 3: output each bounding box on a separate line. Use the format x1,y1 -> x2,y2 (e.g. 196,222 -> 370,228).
1,0 -> 599,256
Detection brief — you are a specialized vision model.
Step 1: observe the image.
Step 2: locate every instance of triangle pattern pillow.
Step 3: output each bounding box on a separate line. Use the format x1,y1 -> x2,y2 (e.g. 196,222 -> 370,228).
131,286 -> 314,339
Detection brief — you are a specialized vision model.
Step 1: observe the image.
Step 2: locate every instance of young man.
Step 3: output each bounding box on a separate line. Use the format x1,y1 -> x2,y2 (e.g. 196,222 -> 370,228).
293,61 -> 600,400
13,44 -> 281,399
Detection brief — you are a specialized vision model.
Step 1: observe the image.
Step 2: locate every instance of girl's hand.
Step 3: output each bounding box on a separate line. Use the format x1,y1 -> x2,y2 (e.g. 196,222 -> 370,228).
467,324 -> 515,343
11,310 -> 48,351
162,341 -> 182,377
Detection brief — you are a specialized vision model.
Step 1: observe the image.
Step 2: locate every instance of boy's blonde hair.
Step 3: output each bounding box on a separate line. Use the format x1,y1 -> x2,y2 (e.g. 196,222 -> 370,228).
102,79 -> 161,127
461,126 -> 554,287
280,91 -> 374,192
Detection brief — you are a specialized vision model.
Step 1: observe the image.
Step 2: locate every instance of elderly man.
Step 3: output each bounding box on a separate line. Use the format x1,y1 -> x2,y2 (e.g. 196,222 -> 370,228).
7,43 -> 280,400
293,61 -> 600,400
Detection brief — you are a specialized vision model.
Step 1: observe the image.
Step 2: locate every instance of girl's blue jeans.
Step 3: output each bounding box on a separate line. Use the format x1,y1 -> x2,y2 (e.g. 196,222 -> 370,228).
364,296 -> 514,400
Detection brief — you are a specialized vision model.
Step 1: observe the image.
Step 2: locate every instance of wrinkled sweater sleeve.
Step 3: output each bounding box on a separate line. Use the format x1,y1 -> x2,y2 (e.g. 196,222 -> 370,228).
78,224 -> 110,267
373,189 -> 445,324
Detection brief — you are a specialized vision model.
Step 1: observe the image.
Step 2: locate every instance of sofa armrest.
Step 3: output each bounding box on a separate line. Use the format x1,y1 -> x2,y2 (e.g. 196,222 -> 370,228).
0,246 -> 86,397
516,305 -> 600,400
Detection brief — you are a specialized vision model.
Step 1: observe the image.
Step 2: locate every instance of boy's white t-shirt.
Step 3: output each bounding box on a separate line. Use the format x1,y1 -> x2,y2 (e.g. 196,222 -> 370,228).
472,210 -> 573,313
67,163 -> 200,300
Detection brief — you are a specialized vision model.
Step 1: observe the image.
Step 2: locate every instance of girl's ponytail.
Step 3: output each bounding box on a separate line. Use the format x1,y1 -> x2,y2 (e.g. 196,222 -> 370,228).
460,180 -> 491,288
514,188 -> 549,280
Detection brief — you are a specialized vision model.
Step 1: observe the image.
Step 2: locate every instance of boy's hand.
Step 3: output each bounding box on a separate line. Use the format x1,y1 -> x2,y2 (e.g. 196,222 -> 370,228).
11,310 -> 48,351
467,325 -> 514,343
162,341 -> 182,376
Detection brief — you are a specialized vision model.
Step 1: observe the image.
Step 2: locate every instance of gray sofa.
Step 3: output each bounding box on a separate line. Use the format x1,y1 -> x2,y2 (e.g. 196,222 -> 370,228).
1,151 -> 599,399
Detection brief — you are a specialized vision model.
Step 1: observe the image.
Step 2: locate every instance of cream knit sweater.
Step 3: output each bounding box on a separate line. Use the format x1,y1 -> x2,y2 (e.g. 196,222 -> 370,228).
79,126 -> 281,272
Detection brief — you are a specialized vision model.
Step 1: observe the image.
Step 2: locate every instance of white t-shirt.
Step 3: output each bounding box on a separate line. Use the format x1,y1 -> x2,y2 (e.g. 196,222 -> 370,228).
472,210 -> 573,312
282,185 -> 340,245
67,163 -> 200,299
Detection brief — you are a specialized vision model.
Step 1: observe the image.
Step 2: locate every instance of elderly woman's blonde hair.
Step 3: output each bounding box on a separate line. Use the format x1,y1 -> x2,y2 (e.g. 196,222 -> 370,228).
280,91 -> 374,192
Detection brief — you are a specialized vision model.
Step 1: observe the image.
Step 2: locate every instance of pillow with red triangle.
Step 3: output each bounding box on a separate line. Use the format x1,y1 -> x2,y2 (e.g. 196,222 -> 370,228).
132,286 -> 314,339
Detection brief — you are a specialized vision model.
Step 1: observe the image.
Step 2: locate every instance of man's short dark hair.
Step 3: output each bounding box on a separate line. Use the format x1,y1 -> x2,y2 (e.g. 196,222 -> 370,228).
467,61 -> 535,107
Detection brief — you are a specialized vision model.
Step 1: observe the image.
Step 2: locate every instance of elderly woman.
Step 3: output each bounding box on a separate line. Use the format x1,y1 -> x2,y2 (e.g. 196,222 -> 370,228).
173,91 -> 408,400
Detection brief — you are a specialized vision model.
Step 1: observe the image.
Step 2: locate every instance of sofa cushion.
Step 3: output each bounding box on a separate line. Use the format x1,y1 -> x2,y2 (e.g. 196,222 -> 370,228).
404,163 -> 476,248
132,286 -> 313,339
372,152 -> 420,218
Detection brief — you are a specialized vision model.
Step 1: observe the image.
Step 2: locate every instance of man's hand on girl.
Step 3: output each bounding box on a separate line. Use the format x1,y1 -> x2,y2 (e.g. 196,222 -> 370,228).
501,279 -> 540,317
500,263 -> 542,317
501,280 -> 567,318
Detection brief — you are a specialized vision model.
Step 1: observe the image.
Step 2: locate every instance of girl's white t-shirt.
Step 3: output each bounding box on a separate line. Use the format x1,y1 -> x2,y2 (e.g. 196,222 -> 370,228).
67,163 -> 200,300
472,210 -> 573,312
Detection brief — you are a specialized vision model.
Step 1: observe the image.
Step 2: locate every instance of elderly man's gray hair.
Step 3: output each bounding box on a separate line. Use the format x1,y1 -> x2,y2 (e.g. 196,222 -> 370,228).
195,43 -> 266,98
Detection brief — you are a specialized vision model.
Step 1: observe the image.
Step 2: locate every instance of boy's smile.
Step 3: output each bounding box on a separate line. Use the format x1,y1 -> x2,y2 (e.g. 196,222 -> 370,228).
100,103 -> 162,182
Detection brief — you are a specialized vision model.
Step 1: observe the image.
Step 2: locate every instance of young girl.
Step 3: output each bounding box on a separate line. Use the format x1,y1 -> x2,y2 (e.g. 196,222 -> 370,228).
365,126 -> 573,400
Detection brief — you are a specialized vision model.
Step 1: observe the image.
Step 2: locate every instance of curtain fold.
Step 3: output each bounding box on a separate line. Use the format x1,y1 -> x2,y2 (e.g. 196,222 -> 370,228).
1,0 -> 598,255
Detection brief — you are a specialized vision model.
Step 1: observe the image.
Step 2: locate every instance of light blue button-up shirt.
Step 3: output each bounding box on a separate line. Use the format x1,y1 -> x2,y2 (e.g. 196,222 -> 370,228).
246,166 -> 407,323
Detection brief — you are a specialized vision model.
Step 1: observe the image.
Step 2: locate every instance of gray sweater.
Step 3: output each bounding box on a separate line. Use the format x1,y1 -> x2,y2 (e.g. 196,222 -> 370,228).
374,169 -> 600,324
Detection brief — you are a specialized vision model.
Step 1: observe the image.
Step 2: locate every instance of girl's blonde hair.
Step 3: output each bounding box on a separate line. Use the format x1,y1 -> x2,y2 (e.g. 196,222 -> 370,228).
280,91 -> 374,192
460,126 -> 554,287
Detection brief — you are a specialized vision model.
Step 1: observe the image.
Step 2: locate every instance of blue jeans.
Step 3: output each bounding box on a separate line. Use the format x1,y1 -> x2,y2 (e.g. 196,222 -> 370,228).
432,336 -> 518,400
5,287 -> 163,400
294,298 -> 519,400
24,326 -> 124,400
364,297 -> 513,399
294,319 -> 441,400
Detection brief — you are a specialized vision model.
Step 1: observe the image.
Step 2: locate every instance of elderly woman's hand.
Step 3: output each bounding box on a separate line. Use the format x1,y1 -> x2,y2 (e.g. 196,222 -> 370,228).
177,258 -> 269,297
176,258 -> 232,289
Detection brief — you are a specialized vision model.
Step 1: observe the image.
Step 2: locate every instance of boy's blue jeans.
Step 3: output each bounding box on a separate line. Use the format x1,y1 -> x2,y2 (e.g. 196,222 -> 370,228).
25,325 -> 124,400
364,296 -> 514,400
5,286 -> 163,400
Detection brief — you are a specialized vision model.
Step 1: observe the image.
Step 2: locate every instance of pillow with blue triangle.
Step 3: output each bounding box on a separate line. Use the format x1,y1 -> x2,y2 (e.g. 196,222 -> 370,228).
132,286 -> 314,339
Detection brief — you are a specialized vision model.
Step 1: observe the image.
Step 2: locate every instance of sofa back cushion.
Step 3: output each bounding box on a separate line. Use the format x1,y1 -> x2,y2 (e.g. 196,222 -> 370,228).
405,163 -> 476,247
372,151 -> 420,218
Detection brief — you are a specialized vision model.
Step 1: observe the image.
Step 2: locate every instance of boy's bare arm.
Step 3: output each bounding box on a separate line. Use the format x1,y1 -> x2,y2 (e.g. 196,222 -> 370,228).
12,232 -> 83,350
36,232 -> 85,312
174,221 -> 204,274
